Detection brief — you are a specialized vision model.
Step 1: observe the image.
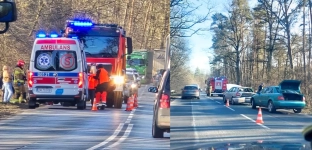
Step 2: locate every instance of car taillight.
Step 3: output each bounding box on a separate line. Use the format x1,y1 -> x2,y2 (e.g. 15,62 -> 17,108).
78,72 -> 83,88
303,96 -> 305,101
28,72 -> 33,88
277,96 -> 284,100
236,92 -> 241,96
159,94 -> 170,108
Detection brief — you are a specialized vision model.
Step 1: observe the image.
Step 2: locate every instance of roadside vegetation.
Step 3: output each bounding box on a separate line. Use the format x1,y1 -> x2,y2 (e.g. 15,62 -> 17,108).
210,0 -> 312,113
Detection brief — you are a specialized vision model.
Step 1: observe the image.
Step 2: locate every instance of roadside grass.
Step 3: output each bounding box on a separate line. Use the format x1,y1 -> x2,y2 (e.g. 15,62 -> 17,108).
0,102 -> 28,120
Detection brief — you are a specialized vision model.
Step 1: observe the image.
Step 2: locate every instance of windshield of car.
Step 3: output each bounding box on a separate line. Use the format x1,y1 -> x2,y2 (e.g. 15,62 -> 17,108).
125,74 -> 134,82
127,59 -> 145,66
82,36 -> 119,58
184,86 -> 198,90
34,50 -> 77,71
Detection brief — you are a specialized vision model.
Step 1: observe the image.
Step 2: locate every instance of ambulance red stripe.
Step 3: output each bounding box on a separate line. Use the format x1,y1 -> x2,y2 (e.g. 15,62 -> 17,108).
33,77 -> 55,84
36,39 -> 76,45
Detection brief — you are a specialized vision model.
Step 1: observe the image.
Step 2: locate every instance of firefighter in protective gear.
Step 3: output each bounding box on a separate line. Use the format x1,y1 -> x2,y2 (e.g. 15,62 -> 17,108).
208,83 -> 212,96
12,60 -> 27,104
93,64 -> 110,105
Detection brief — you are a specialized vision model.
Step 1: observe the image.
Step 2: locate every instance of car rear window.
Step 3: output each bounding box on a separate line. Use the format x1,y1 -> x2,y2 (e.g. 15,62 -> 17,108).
240,88 -> 253,92
184,86 -> 198,90
35,50 -> 77,71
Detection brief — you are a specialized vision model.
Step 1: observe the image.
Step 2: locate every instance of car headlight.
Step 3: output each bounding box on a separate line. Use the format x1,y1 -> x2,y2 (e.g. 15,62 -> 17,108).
112,76 -> 124,84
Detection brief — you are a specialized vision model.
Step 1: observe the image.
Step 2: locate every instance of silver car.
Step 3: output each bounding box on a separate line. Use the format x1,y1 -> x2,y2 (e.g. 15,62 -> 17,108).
223,86 -> 255,104
123,73 -> 139,103
181,85 -> 200,99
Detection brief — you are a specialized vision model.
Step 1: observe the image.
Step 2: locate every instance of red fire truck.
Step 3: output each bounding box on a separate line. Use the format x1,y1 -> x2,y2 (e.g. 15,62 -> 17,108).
62,20 -> 133,109
205,76 -> 228,97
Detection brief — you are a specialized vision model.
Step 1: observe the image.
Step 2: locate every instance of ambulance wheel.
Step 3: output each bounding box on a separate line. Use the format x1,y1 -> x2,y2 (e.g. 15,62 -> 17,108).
106,91 -> 114,108
114,91 -> 123,109
101,105 -> 105,110
77,100 -> 86,110
97,106 -> 101,110
28,98 -> 36,109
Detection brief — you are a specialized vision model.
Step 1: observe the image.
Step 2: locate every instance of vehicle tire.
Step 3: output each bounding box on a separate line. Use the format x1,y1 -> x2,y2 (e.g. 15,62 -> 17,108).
293,109 -> 302,113
181,96 -> 184,99
114,91 -> 123,109
268,101 -> 276,113
106,91 -> 114,108
197,97 -> 200,99
251,98 -> 256,109
152,115 -> 164,138
77,100 -> 86,110
231,97 -> 235,105
28,98 -> 36,109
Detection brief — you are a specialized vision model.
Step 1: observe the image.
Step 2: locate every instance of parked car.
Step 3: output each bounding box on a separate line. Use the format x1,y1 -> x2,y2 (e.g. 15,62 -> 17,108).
181,85 -> 200,99
250,80 -> 306,113
223,86 -> 255,105
148,68 -> 170,138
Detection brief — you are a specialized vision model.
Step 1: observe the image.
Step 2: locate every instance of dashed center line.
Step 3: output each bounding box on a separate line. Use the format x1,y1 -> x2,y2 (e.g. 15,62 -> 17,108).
224,105 -> 235,111
191,100 -> 199,143
240,114 -> 270,129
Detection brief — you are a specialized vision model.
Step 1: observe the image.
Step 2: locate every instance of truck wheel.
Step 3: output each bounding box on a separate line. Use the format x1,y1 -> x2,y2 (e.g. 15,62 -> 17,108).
28,98 -> 36,109
106,91 -> 114,108
114,91 -> 123,109
77,100 -> 86,110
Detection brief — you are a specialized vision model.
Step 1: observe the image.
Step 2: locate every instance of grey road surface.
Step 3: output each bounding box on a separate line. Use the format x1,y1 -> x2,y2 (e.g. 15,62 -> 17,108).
0,85 -> 169,150
171,93 -> 311,149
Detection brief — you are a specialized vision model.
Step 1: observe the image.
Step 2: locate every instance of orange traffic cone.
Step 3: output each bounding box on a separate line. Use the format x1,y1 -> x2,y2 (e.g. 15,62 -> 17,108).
91,98 -> 98,111
226,99 -> 230,107
125,96 -> 133,111
256,107 -> 264,124
133,94 -> 138,108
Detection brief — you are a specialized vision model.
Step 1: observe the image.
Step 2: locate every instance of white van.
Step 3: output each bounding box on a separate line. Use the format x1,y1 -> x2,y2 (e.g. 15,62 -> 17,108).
27,36 -> 89,109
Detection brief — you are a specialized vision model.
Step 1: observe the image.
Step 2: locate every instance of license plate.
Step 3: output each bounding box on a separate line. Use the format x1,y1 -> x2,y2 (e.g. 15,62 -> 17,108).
37,88 -> 52,93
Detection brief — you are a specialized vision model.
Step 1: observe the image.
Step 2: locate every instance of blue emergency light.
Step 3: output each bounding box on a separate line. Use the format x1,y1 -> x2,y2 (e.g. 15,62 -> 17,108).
70,21 -> 93,27
50,34 -> 58,38
37,33 -> 46,38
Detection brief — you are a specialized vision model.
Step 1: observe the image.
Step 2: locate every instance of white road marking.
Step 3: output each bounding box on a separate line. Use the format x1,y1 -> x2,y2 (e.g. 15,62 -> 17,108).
240,114 -> 270,129
86,123 -> 125,150
125,109 -> 136,124
215,101 -> 221,104
224,105 -> 235,111
103,124 -> 134,149
191,100 -> 199,143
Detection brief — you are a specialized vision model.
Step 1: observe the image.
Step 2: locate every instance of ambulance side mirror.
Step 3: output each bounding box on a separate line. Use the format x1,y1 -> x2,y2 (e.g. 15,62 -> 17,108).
126,37 -> 133,54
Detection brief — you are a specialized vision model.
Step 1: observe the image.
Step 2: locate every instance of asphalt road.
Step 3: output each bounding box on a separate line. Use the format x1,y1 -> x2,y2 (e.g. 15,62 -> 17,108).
0,85 -> 169,150
171,92 -> 312,149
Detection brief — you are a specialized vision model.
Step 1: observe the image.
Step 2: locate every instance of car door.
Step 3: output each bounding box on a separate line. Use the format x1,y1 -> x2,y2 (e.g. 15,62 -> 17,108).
262,87 -> 273,106
258,87 -> 269,106
229,87 -> 238,98
225,87 -> 234,100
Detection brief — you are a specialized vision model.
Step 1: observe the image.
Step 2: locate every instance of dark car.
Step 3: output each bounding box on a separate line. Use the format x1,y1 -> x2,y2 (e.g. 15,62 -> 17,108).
148,68 -> 170,138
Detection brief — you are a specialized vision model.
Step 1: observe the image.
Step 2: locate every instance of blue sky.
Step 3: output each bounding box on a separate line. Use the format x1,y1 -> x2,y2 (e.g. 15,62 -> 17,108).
187,0 -> 257,74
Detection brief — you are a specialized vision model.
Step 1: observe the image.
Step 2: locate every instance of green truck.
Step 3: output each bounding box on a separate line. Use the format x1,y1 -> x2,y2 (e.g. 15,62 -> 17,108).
126,51 -> 148,75
127,49 -> 166,84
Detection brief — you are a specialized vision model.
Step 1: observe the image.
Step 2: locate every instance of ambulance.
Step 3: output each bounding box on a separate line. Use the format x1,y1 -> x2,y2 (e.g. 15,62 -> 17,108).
27,33 -> 89,110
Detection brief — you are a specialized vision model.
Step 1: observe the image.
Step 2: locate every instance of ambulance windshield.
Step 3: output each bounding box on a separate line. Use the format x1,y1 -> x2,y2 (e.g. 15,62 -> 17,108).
82,36 -> 119,58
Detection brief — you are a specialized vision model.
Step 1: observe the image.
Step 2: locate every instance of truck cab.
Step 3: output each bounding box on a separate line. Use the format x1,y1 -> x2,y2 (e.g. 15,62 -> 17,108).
62,20 -> 133,108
